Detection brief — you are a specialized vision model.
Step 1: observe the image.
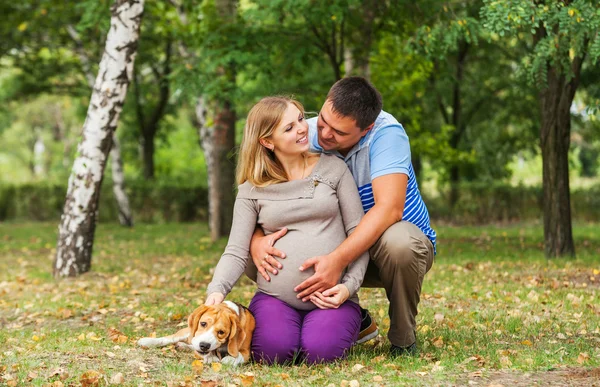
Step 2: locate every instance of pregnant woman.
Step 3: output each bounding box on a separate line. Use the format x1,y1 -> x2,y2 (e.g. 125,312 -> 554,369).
205,96 -> 369,364
206,97 -> 369,364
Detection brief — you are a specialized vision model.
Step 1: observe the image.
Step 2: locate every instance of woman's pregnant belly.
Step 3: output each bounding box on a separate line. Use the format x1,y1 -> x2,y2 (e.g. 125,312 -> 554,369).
256,230 -> 346,310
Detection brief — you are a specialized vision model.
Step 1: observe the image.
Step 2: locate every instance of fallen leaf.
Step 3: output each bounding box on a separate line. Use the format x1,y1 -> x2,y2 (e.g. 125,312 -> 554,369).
192,360 -> 204,375
577,352 -> 590,364
110,372 -> 124,385
211,362 -> 222,372
80,370 -> 101,387
351,364 -> 365,373
434,313 -> 444,324
201,381 -> 219,387
521,340 -> 532,346
349,381 -> 360,387
240,372 -> 255,386
500,356 -> 512,367
373,375 -> 383,382
433,337 -> 444,348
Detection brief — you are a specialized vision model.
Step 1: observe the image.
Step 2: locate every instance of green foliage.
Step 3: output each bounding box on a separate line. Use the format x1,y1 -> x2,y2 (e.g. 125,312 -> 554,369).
481,0 -> 600,85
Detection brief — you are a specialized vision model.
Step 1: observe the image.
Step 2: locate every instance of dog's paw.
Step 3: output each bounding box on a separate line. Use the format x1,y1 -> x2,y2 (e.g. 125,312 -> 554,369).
175,342 -> 193,351
137,338 -> 158,347
203,354 -> 221,364
221,354 -> 245,366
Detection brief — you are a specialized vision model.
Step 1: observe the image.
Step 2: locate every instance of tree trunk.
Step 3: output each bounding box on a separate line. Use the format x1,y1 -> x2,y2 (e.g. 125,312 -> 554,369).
141,130 -> 155,179
111,135 -> 133,226
448,165 -> 460,209
54,0 -> 144,278
539,67 -> 578,258
67,22 -> 134,227
196,97 -> 236,241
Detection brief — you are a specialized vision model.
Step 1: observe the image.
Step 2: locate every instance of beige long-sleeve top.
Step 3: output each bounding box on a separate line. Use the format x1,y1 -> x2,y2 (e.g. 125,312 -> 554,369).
207,154 -> 370,310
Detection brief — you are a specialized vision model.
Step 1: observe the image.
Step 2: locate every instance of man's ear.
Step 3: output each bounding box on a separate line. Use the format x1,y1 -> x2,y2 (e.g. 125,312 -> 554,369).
361,122 -> 375,136
188,305 -> 209,338
259,138 -> 273,151
226,314 -> 246,357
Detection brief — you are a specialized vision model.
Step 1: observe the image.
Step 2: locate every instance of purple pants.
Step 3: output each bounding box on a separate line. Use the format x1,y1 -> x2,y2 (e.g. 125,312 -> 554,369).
248,292 -> 361,365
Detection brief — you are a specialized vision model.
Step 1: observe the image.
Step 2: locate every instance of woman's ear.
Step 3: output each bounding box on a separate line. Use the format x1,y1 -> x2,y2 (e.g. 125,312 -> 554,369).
259,138 -> 273,151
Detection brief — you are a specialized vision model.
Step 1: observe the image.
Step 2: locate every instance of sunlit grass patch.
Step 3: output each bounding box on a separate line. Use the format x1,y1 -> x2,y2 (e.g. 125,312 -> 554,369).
1,221 -> 599,386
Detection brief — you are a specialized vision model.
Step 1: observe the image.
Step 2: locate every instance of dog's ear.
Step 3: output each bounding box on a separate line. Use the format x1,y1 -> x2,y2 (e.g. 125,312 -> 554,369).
188,305 -> 210,338
227,314 -> 246,358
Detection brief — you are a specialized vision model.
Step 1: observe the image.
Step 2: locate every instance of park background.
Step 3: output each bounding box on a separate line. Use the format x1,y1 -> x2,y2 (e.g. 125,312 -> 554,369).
1,0 -> 599,386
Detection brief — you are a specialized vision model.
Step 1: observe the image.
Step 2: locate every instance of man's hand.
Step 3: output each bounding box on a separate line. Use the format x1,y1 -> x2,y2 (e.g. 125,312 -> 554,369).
310,284 -> 349,309
204,292 -> 224,305
294,254 -> 345,301
250,228 -> 288,282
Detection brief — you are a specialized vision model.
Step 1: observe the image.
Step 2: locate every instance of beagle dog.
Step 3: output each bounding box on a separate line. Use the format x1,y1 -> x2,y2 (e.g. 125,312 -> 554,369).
137,301 -> 255,366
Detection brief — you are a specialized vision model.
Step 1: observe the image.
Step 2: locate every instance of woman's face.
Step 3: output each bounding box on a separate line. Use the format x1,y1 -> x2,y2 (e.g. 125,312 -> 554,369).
267,103 -> 309,157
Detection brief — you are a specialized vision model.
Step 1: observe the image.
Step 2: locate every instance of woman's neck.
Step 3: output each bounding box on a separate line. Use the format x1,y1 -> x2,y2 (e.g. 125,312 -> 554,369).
277,153 -> 308,181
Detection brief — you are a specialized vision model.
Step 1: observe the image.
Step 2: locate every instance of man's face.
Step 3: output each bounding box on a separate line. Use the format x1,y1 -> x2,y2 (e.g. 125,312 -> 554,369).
316,100 -> 371,155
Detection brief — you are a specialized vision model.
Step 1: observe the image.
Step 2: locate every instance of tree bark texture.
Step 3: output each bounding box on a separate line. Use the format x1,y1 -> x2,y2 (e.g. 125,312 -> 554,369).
110,135 -> 133,226
54,0 -> 144,278
67,23 -> 133,227
539,66 -> 578,258
196,97 -> 236,242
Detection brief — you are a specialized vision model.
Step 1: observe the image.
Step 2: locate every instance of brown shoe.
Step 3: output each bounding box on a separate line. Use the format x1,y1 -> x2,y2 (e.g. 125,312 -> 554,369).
356,307 -> 379,344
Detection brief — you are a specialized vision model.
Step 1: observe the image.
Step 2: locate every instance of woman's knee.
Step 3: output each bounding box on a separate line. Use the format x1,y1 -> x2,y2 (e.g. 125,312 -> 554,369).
252,336 -> 299,365
249,292 -> 301,364
300,303 -> 360,363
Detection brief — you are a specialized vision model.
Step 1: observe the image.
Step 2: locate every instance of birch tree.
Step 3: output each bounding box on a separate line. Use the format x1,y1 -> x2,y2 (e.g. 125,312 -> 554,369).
54,0 -> 144,278
67,24 -> 134,227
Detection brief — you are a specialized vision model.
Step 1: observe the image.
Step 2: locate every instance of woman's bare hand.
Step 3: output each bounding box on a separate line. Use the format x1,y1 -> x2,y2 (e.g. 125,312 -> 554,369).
309,284 -> 350,309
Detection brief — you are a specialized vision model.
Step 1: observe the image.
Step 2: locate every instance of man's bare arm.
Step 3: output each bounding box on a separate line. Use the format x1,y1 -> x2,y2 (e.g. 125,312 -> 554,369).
249,227 -> 288,282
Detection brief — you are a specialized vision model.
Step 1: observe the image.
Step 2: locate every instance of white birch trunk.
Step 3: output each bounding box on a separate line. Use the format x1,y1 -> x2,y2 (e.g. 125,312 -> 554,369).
110,135 -> 133,226
54,0 -> 144,278
67,23 -> 134,227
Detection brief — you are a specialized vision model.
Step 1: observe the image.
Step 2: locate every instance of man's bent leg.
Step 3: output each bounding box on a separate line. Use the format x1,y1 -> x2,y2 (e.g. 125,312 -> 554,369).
368,221 -> 434,347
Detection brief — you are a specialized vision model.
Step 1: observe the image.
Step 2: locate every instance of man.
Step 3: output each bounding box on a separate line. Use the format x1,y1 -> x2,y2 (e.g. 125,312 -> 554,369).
250,77 -> 436,356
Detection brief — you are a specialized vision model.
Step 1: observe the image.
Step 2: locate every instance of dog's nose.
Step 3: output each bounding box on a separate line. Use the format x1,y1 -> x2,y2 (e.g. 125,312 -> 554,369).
199,343 -> 210,352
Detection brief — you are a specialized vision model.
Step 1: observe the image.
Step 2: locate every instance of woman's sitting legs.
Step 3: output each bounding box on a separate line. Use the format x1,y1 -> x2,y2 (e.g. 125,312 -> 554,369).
300,301 -> 361,364
249,292 -> 301,364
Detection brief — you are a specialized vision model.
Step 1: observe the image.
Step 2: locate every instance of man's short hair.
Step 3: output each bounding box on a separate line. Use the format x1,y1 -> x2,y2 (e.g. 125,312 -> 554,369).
326,77 -> 383,130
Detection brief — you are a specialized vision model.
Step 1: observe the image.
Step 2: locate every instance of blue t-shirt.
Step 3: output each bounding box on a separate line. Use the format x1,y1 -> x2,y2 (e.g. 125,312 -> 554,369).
308,111 -> 437,253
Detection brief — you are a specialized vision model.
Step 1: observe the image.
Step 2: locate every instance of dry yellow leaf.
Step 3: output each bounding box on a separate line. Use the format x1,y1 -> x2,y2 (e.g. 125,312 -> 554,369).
521,340 -> 532,346
211,362 -> 222,372
433,337 -> 444,348
110,372 -> 125,385
373,375 -> 383,382
192,359 -> 204,375
577,352 -> 590,364
80,370 -> 101,387
240,372 -> 255,386
351,363 -> 365,373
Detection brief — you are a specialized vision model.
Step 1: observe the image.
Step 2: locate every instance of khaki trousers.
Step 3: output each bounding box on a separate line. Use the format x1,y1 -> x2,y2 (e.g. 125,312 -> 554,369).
363,221 -> 434,347
244,220 -> 435,347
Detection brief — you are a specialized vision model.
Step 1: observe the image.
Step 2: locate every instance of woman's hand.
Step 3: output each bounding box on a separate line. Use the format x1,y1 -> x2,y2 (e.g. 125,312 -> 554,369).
250,227 -> 288,282
309,284 -> 350,309
204,292 -> 225,306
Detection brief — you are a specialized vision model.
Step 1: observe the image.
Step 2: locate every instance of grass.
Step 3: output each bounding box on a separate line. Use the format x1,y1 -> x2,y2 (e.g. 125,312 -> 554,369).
1,221 -> 599,386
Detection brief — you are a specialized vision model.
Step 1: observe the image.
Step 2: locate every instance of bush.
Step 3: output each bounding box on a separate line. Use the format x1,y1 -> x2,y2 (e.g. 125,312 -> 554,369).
1,181 -> 598,224
0,180 -> 208,223
424,182 -> 599,224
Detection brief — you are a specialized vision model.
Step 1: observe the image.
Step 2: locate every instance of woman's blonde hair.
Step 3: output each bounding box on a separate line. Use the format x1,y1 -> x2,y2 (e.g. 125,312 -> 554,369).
237,96 -> 305,187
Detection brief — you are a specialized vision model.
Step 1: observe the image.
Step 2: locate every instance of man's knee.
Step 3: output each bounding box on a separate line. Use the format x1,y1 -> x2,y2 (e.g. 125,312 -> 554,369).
374,222 -> 430,272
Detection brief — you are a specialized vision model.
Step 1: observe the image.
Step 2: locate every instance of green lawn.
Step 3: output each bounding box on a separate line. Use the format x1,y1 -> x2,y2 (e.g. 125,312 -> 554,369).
1,222 -> 599,386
